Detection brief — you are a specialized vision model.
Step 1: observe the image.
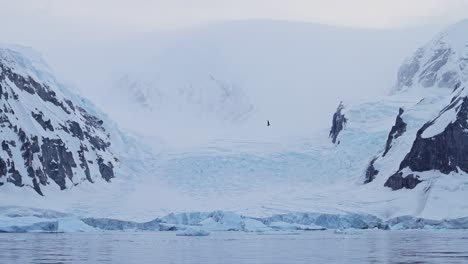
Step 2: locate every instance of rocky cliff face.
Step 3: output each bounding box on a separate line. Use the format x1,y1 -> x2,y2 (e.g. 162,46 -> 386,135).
353,20 -> 468,191
382,108 -> 407,157
384,87 -> 468,190
329,102 -> 347,144
400,90 -> 468,174
0,47 -> 118,195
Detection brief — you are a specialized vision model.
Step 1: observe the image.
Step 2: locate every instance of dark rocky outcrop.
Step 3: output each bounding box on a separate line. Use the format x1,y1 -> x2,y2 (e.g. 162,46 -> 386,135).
400,96 -> 468,174
364,157 -> 379,184
0,64 -> 71,114
0,158 -> 7,177
85,132 -> 110,151
2,140 -> 14,157
384,172 -> 422,190
383,108 -> 407,157
0,49 -> 119,195
384,91 -> 468,190
31,111 -> 54,131
78,144 -> 92,183
98,157 -> 114,181
40,138 -> 77,190
7,162 -> 22,187
68,121 -> 84,140
78,107 -> 104,131
329,102 -> 347,144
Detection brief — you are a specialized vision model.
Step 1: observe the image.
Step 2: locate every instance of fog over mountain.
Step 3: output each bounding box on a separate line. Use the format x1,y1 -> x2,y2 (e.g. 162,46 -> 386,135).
13,20 -> 438,148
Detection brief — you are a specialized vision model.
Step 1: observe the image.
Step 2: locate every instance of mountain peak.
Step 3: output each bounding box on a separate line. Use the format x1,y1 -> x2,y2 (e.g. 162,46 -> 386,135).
394,20 -> 468,92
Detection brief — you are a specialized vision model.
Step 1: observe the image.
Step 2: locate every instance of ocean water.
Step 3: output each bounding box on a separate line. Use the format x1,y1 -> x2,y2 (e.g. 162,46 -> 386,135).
1,230 -> 468,263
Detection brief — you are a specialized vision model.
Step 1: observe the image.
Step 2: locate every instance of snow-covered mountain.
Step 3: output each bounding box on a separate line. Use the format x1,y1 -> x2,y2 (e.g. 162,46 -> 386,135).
0,46 -> 121,195
2,21 -> 468,230
395,20 -> 468,91
331,20 -> 468,218
364,20 -> 468,189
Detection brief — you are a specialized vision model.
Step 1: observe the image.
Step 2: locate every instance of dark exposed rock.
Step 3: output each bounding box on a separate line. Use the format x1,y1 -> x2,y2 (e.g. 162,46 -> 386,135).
17,128 -> 26,143
40,138 -> 77,190
384,92 -> 468,190
0,114 -> 9,126
31,177 -> 44,196
7,70 -> 36,95
59,124 -> 69,133
384,172 -> 422,190
34,168 -> 47,188
19,135 -> 44,194
68,121 -> 84,140
78,107 -> 104,131
400,96 -> 468,174
31,111 -> 54,131
21,135 -> 40,171
1,50 -> 119,195
97,157 -> 114,181
78,144 -> 92,183
0,63 -> 71,114
7,162 -> 22,187
329,102 -> 347,144
383,108 -> 407,157
2,140 -> 13,157
64,99 -> 75,112
85,132 -> 110,151
364,157 -> 379,184
0,157 -> 6,177
36,85 -> 71,114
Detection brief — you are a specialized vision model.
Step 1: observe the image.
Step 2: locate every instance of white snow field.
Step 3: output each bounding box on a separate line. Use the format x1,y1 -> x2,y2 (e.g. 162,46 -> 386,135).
2,20 -> 468,232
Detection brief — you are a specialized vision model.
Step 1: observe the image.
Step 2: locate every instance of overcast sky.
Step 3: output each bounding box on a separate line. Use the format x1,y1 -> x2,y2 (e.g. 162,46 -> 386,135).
1,0 -> 468,138
1,0 -> 468,33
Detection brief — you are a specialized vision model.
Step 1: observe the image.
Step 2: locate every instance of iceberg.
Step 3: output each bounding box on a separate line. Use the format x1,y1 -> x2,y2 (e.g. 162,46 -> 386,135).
176,228 -> 210,236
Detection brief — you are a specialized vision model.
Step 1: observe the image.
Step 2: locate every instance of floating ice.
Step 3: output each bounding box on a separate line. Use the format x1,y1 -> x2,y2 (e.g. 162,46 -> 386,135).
176,228 -> 210,236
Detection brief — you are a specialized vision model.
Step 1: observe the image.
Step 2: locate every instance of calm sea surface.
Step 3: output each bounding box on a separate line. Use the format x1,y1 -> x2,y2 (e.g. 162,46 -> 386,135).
1,230 -> 468,263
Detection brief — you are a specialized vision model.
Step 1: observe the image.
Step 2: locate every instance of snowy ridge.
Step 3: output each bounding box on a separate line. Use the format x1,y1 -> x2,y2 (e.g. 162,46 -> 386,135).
395,20 -> 468,92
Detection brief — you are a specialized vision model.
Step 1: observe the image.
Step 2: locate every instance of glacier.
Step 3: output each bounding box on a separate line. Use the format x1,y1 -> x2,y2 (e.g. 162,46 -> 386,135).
2,206 -> 468,233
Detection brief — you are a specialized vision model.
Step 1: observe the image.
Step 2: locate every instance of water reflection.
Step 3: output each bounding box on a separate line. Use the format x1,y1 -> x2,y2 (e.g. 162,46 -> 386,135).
0,230 -> 467,264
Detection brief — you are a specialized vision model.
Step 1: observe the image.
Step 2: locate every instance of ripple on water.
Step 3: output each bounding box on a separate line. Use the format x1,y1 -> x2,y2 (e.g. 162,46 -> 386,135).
0,230 -> 467,264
